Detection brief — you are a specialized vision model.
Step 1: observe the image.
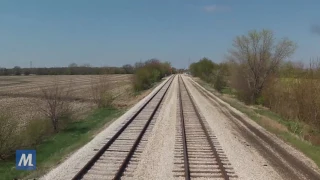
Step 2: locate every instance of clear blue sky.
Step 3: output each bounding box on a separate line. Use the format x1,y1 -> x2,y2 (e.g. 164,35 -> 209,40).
0,0 -> 319,68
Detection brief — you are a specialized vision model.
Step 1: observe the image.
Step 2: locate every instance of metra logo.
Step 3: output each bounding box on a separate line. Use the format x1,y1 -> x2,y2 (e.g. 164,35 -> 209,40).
16,150 -> 36,170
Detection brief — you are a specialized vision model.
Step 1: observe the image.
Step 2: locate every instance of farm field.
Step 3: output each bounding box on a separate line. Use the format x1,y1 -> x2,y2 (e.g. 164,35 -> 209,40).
0,74 -> 134,122
0,74 -> 131,99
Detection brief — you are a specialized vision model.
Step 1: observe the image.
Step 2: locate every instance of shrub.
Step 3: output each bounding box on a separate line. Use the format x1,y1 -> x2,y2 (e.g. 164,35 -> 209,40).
150,70 -> 160,84
262,60 -> 320,129
0,109 -> 53,159
23,119 -> 52,146
213,72 -> 226,92
189,58 -> 229,93
91,76 -> 116,108
24,70 -> 31,75
0,112 -> 20,160
133,68 -> 151,91
213,63 -> 229,92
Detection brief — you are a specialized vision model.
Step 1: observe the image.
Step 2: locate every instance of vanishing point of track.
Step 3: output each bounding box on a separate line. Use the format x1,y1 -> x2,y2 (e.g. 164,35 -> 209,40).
72,75 -> 175,180
174,75 -> 237,179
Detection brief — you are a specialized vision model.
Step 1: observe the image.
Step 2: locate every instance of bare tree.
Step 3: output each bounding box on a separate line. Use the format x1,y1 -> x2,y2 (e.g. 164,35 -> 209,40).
228,29 -> 296,103
68,63 -> 78,68
38,80 -> 73,132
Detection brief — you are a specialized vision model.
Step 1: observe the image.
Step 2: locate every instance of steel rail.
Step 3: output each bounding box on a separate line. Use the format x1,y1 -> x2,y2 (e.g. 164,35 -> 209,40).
113,75 -> 175,179
178,75 -> 191,180
72,75 -> 175,180
180,75 -> 229,180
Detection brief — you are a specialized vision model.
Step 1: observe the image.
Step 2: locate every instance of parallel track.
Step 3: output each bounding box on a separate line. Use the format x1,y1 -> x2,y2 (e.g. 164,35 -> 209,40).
72,75 -> 175,180
189,77 -> 320,180
174,75 -> 237,179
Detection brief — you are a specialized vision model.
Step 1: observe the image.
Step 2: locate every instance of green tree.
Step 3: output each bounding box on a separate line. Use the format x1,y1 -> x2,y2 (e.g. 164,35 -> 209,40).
122,64 -> 134,74
189,57 -> 218,82
13,66 -> 22,75
133,59 -> 173,91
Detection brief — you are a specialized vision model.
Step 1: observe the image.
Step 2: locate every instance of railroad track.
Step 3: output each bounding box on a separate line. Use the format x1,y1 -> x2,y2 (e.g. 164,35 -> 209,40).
71,75 -> 175,180
174,75 -> 237,179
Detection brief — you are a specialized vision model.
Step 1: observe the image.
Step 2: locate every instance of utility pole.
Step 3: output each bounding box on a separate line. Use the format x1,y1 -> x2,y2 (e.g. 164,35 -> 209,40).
30,61 -> 33,69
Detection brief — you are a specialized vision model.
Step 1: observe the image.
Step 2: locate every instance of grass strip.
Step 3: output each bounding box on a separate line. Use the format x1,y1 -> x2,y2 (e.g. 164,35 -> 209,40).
0,108 -> 124,180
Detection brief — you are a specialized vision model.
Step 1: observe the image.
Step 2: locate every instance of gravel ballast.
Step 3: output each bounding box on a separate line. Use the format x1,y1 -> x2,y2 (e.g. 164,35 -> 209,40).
126,76 -> 178,180
41,74 -> 320,180
40,77 -> 172,180
183,75 -> 320,179
182,75 -> 283,180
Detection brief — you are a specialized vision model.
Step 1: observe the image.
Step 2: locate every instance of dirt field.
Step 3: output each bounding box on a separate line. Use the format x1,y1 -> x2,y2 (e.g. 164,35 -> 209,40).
0,74 -> 134,122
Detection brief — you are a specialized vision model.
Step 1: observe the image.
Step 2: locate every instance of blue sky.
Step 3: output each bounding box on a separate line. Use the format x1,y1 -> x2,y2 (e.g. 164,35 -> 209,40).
0,0 -> 319,68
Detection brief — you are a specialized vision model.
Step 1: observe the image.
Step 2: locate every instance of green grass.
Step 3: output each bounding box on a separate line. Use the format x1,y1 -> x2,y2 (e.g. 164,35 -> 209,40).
0,108 -> 124,180
195,78 -> 320,168
221,87 -> 236,95
253,108 -> 305,134
278,131 -> 320,167
228,99 -> 320,167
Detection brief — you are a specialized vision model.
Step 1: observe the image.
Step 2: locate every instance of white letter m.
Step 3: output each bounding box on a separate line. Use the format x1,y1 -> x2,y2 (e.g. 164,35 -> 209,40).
18,154 -> 34,166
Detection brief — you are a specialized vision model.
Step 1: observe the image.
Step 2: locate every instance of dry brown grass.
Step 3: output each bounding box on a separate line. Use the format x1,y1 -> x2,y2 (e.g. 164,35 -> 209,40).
263,77 -> 320,129
0,75 -> 133,124
0,75 -> 131,99
259,116 -> 288,133
0,74 -> 152,161
261,61 -> 320,146
0,75 -> 136,158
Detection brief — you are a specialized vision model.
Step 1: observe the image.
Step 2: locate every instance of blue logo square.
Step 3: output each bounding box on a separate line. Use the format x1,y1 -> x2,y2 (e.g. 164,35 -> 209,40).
16,150 -> 36,170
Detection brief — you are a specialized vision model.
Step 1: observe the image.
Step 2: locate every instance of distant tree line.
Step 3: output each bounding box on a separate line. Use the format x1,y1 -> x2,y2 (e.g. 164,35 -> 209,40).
0,63 -> 140,76
133,58 -> 176,91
